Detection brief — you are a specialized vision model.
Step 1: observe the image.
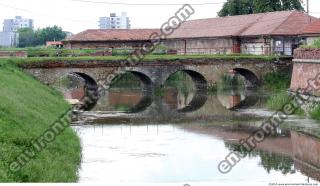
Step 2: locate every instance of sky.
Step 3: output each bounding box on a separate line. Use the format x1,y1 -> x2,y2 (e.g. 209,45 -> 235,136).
0,0 -> 320,34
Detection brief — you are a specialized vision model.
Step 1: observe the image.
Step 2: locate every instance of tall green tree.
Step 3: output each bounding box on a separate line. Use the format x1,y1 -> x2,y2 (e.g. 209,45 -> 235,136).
18,28 -> 36,48
218,0 -> 304,17
34,26 -> 67,46
17,25 -> 67,47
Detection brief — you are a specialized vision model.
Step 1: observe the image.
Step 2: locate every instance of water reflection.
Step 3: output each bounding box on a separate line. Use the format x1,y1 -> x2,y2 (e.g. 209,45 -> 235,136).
63,87 -> 263,115
92,89 -> 153,113
217,88 -> 260,110
68,80 -> 320,183
74,124 -> 320,183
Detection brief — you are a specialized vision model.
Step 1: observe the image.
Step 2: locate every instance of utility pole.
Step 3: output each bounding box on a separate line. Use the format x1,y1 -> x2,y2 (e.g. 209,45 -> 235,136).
300,0 -> 311,23
300,0 -> 309,15
307,0 -> 309,15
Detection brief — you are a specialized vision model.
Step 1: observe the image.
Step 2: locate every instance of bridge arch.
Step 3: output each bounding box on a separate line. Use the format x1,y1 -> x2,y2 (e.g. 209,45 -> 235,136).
163,69 -> 208,113
109,70 -> 153,91
232,68 -> 260,88
164,69 -> 208,90
64,72 -> 99,111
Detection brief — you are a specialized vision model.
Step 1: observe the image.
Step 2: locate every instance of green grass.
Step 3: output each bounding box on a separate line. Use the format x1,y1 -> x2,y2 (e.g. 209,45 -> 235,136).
0,61 -> 81,182
309,105 -> 320,120
266,91 -> 305,116
114,105 -> 131,112
262,71 -> 291,91
0,54 -> 277,65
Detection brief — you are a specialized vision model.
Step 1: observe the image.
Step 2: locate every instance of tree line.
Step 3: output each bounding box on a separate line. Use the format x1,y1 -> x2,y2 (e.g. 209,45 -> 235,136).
218,0 -> 304,17
18,25 -> 67,48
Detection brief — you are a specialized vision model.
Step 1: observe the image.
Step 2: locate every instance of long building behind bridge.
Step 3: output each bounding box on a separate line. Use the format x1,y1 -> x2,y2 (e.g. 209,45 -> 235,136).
64,10 -> 320,56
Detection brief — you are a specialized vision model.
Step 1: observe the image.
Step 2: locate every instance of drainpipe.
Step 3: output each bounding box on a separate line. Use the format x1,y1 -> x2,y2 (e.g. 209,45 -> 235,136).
283,38 -> 285,56
184,39 -> 187,55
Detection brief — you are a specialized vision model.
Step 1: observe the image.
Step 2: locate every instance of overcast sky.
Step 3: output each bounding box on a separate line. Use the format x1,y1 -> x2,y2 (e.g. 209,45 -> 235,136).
0,0 -> 319,34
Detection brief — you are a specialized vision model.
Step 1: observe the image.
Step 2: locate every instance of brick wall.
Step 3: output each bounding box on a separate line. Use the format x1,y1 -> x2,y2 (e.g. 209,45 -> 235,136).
290,48 -> 320,96
0,51 -> 27,57
294,48 -> 320,60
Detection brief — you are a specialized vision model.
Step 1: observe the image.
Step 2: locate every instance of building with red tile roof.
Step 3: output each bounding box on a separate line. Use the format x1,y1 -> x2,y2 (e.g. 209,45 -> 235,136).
65,29 -> 160,49
300,19 -> 320,45
65,10 -> 318,56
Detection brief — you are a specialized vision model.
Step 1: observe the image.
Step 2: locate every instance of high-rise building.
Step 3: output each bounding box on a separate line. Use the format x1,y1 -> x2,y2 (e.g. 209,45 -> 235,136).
3,16 -> 34,32
0,16 -> 33,47
99,12 -> 131,29
0,32 -> 18,47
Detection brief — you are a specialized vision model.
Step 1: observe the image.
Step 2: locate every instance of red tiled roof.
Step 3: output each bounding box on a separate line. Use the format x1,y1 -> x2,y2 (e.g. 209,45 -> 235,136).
68,11 -> 317,42
169,11 -> 316,38
302,19 -> 320,34
46,41 -> 63,45
68,29 -> 160,41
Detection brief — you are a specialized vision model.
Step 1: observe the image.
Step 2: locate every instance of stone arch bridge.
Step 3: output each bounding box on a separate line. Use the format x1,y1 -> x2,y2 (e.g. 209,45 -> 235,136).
21,58 -> 289,109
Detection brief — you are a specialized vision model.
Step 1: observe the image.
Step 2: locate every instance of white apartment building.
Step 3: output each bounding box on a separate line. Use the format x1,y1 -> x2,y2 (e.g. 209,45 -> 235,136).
99,12 -> 131,29
0,16 -> 33,47
3,16 -> 34,32
0,32 -> 18,47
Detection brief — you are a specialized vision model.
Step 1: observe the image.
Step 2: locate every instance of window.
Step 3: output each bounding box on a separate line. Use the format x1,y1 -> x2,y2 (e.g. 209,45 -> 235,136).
274,40 -> 283,52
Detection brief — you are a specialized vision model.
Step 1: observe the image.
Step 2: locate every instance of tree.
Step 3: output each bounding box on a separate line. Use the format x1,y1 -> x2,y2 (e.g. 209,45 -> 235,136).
18,28 -> 36,48
218,0 -> 304,17
17,25 -> 67,48
34,26 -> 67,46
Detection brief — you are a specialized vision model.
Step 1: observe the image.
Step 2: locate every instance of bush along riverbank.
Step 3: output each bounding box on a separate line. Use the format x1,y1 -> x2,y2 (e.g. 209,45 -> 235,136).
263,71 -> 320,119
0,61 -> 81,182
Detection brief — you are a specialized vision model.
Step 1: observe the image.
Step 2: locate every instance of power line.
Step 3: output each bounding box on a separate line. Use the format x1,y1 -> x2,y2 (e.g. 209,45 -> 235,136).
71,0 -> 226,6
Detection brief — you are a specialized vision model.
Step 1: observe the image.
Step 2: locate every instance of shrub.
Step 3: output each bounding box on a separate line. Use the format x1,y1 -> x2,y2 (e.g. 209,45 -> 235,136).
263,71 -> 291,91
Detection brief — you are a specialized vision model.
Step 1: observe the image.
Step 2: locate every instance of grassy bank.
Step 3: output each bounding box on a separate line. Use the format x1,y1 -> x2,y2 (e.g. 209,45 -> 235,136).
1,54 -> 277,65
263,71 -> 304,115
263,71 -> 320,120
0,61 -> 81,182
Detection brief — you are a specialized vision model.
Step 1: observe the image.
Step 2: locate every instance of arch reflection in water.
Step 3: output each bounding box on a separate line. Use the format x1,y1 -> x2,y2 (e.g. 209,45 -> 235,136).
92,89 -> 153,113
93,71 -> 154,113
217,88 -> 260,110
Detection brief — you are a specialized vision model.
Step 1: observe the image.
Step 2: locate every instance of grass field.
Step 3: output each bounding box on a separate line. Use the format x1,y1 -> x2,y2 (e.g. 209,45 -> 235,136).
0,61 -> 81,182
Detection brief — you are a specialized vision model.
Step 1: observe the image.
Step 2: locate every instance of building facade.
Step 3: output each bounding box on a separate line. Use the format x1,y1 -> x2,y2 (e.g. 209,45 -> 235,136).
0,32 -> 18,47
99,12 -> 131,29
3,16 -> 34,32
0,16 -> 33,47
300,19 -> 320,45
66,11 -> 319,56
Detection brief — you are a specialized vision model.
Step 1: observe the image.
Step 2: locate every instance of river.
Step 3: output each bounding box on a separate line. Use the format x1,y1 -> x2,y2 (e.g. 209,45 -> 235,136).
60,76 -> 320,184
